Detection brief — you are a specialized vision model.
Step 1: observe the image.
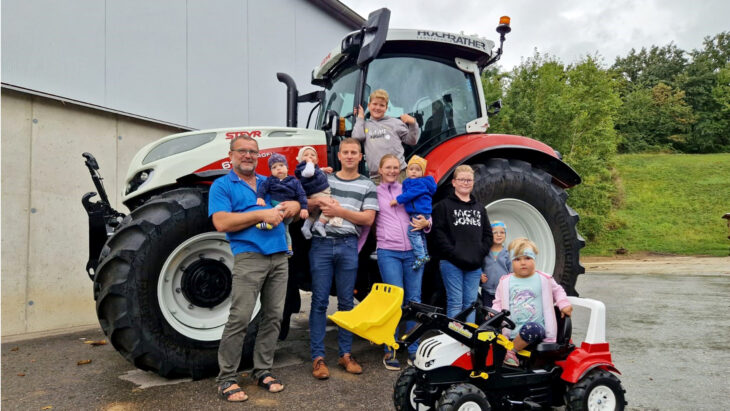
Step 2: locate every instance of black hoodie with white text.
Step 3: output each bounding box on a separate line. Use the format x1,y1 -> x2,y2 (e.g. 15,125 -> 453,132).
431,189 -> 493,270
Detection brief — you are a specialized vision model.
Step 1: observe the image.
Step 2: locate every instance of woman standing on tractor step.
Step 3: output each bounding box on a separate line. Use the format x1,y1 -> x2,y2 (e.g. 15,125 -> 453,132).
375,154 -> 431,370
432,165 -> 493,324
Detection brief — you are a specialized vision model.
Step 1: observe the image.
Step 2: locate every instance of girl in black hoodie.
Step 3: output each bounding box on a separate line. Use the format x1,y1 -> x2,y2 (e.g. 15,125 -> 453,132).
432,165 -> 493,323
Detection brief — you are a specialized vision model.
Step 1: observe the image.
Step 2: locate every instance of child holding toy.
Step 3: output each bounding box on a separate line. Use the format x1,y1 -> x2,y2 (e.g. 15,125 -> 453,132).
392,155 -> 436,270
293,146 -> 342,239
480,221 -> 511,307
256,153 -> 309,255
492,238 -> 573,366
353,89 -> 420,183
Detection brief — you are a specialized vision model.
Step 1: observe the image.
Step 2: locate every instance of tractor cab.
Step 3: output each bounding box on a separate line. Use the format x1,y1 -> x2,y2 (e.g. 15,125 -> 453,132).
280,9 -> 511,174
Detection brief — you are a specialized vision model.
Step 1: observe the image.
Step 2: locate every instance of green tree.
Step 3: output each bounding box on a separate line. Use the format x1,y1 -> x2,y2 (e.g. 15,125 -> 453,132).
612,43 -> 687,90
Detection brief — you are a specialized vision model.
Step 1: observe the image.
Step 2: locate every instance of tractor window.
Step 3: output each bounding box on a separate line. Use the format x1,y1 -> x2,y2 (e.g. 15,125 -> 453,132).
366,56 -> 480,148
318,65 -> 359,130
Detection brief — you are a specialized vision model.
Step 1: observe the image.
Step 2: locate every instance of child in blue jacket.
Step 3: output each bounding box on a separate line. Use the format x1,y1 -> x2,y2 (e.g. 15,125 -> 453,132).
256,153 -> 308,256
393,155 -> 437,269
481,221 -> 511,307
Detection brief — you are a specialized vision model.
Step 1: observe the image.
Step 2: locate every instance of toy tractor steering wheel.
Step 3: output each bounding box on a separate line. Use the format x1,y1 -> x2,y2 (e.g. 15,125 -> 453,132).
483,306 -> 516,330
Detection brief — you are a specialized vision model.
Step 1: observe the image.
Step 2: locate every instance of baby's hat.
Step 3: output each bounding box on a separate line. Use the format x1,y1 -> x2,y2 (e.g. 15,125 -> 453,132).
407,155 -> 427,174
268,153 -> 287,169
296,146 -> 317,162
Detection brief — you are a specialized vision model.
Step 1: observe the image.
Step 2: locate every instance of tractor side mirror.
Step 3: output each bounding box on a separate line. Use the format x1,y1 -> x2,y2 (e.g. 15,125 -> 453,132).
488,99 -> 502,116
357,8 -> 391,66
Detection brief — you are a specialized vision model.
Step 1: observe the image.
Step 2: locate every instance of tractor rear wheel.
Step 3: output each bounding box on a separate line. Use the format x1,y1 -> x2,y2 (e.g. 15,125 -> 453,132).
94,188 -> 259,379
469,158 -> 585,295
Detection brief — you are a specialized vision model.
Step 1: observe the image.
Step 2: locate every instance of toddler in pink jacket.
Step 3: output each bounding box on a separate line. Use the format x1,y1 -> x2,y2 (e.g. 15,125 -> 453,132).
492,238 -> 573,366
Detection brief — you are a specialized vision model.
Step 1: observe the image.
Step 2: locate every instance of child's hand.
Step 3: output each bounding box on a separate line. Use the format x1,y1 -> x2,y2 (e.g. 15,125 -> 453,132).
354,105 -> 365,119
389,199 -> 398,207
300,209 -> 309,220
321,166 -> 333,174
400,113 -> 416,125
480,273 -> 487,283
256,198 -> 266,206
560,305 -> 573,318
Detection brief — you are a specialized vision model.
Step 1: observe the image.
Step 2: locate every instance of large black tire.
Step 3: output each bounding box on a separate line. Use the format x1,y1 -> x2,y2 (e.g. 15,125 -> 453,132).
94,188 -> 258,379
394,366 -> 427,411
566,369 -> 627,411
436,383 -> 490,411
470,158 -> 584,295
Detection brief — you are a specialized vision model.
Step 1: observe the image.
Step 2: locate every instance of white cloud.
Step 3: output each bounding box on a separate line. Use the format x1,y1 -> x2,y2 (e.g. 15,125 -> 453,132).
341,0 -> 729,70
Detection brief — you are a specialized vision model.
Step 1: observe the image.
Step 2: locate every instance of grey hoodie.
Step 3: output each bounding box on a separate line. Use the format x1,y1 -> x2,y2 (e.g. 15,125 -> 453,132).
352,115 -> 420,177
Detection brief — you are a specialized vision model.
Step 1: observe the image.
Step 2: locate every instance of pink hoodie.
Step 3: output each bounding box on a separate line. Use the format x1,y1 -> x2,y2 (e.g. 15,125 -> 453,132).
375,181 -> 431,251
492,270 -> 571,343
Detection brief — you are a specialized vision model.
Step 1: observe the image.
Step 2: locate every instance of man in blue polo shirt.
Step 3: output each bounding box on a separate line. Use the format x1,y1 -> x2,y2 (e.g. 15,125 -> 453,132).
208,135 -> 300,402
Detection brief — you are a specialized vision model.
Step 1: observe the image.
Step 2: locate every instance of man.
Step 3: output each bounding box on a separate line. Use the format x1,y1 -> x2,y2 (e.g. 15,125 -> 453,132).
208,135 -> 301,402
308,138 -> 378,379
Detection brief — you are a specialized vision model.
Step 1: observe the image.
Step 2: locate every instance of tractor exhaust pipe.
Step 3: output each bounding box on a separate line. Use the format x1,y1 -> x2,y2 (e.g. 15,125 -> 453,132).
277,72 -> 298,128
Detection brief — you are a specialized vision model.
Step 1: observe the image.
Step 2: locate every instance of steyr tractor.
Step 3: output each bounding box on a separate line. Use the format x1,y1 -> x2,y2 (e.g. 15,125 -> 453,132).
81,9 -> 584,379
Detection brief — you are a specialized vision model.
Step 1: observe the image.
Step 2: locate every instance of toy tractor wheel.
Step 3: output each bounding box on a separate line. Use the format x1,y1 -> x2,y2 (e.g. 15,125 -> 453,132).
394,366 -> 432,410
566,369 -> 627,411
471,158 -> 585,295
94,187 -> 260,379
436,383 -> 490,411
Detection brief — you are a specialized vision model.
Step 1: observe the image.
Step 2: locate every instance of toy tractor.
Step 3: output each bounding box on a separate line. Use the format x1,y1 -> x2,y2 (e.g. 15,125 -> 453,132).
82,8 -> 584,378
329,284 -> 627,410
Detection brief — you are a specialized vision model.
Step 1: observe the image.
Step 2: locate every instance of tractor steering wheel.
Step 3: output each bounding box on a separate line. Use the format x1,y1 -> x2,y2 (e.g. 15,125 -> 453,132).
483,306 -> 516,330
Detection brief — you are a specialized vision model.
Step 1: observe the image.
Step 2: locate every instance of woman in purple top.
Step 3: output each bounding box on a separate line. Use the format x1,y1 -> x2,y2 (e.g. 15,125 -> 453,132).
375,154 -> 431,371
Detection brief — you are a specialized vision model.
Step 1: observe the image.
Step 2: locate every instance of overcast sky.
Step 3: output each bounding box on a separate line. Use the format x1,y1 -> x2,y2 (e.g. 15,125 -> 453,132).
340,0 -> 729,71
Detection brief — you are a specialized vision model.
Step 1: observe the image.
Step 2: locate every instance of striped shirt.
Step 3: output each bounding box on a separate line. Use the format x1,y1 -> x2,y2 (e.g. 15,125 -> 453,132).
319,173 -> 378,237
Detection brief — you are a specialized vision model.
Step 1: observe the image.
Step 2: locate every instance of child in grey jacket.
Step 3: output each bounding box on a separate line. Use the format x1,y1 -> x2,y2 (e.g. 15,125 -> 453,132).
353,89 -> 420,182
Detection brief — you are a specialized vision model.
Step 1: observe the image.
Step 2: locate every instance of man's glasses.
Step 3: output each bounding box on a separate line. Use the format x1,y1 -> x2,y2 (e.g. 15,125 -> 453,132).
232,149 -> 259,156
454,178 -> 474,184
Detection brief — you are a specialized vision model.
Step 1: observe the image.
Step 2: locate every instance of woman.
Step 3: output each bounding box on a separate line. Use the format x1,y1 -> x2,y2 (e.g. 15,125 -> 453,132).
375,154 -> 431,370
431,165 -> 493,324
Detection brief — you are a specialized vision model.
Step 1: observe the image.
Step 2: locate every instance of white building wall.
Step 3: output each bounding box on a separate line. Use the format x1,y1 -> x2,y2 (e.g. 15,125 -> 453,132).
1,0 -> 357,129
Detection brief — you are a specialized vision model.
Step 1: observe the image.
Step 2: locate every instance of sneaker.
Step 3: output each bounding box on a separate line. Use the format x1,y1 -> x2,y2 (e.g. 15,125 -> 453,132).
407,353 -> 416,366
256,222 -> 273,230
312,357 -> 329,380
412,257 -> 428,270
338,353 -> 363,374
286,249 -> 293,258
503,350 -> 519,367
383,351 -> 401,371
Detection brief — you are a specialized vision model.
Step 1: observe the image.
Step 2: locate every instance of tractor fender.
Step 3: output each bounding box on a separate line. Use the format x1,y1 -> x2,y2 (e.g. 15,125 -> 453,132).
421,133 -> 581,188
556,342 -> 620,383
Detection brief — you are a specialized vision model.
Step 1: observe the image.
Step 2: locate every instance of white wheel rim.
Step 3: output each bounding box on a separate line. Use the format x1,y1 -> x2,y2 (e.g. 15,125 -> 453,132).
456,402 -> 482,411
485,198 -> 555,275
157,232 -> 260,341
410,383 -> 431,410
587,384 -> 617,411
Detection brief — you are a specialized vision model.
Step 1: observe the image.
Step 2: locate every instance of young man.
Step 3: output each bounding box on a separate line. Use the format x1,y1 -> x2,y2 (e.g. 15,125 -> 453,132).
208,135 -> 301,402
307,138 -> 378,379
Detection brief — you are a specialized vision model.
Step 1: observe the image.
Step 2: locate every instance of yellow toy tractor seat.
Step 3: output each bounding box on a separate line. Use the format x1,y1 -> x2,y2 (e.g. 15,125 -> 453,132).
328,283 -> 404,350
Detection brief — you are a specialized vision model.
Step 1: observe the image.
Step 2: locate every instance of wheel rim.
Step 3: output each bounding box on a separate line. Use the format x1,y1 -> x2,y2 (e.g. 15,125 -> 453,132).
456,402 -> 482,411
485,198 -> 556,274
410,383 -> 431,410
587,384 -> 617,411
157,232 -> 260,341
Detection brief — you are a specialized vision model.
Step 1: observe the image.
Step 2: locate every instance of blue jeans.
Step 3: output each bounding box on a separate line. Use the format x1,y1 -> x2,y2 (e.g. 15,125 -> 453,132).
407,213 -> 430,260
309,236 -> 359,360
377,248 -> 424,354
440,260 -> 482,324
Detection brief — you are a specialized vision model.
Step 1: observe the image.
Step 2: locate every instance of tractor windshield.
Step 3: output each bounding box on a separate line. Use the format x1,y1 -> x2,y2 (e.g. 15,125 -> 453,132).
318,55 -> 481,148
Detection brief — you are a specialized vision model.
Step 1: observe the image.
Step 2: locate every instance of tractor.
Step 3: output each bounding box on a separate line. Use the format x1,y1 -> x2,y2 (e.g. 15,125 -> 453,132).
81,9 -> 584,379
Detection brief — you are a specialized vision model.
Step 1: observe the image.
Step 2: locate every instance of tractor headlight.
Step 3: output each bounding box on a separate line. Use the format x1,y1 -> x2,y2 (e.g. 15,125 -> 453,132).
142,132 -> 217,165
126,169 -> 154,195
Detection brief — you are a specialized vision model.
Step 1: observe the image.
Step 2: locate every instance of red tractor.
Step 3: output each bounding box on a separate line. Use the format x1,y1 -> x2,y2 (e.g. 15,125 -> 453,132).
82,9 -> 583,378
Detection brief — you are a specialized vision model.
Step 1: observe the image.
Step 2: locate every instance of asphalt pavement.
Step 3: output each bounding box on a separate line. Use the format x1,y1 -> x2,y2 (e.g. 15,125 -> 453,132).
2,257 -> 729,410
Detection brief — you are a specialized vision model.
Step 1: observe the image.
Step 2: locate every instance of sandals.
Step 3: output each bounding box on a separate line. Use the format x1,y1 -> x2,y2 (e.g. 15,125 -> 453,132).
218,381 -> 248,402
258,372 -> 285,393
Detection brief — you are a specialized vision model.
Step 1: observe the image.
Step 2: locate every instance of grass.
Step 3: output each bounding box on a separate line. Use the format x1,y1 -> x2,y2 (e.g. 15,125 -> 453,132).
582,153 -> 730,257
